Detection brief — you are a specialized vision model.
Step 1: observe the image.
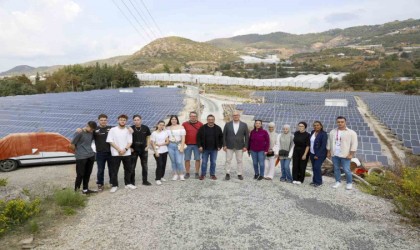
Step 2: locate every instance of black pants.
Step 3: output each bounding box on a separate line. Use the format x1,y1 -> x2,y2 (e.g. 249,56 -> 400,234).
292,147 -> 309,183
154,152 -> 168,181
131,149 -> 148,185
75,156 -> 95,191
110,156 -> 132,187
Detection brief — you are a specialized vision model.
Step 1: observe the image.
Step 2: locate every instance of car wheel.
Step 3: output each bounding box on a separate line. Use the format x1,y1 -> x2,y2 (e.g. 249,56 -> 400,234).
0,159 -> 18,172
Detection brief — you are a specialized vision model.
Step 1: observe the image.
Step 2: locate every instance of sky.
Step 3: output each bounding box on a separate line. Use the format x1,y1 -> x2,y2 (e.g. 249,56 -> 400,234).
0,0 -> 419,72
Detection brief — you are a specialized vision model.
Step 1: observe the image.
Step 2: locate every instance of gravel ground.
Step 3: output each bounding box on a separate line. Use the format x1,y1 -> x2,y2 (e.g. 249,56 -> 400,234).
2,92 -> 419,249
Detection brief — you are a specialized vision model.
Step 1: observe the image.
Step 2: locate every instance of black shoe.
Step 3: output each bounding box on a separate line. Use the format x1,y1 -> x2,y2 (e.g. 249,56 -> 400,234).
185,173 -> 190,179
238,175 -> 244,180
254,174 -> 259,180
142,181 -> 152,186
280,178 -> 286,182
257,176 -> 264,181
313,183 -> 322,187
309,182 -> 315,186
82,189 -> 98,195
225,174 -> 231,180
195,173 -> 200,179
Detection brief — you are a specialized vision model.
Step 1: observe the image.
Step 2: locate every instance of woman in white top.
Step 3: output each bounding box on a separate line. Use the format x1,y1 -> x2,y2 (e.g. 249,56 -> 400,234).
166,115 -> 186,181
151,120 -> 169,185
264,122 -> 278,180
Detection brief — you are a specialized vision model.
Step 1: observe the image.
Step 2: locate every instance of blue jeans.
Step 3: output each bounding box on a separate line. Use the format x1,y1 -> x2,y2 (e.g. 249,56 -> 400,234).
250,151 -> 265,176
310,154 -> 326,185
332,156 -> 352,184
96,152 -> 112,185
201,150 -> 218,176
280,158 -> 292,181
168,142 -> 184,174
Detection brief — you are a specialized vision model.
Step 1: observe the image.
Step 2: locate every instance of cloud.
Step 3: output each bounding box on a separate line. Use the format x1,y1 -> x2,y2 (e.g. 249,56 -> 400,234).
324,12 -> 361,23
233,21 -> 284,36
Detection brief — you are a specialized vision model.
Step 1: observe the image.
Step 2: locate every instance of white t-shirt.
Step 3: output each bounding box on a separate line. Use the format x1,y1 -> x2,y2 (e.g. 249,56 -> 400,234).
151,130 -> 169,153
167,127 -> 186,142
233,121 -> 240,135
106,126 -> 133,156
334,130 -> 342,156
310,133 -> 316,154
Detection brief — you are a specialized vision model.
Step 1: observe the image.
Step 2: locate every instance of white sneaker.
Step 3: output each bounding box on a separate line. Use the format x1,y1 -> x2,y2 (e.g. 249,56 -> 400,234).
156,180 -> 162,185
110,186 -> 118,193
292,181 -> 297,184
295,181 -> 302,185
125,184 -> 137,190
180,175 -> 185,181
332,182 -> 341,189
172,175 -> 178,181
346,184 -> 353,190
161,178 -> 167,182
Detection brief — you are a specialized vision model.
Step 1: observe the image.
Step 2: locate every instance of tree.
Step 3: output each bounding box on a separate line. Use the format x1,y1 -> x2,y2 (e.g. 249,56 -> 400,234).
174,67 -> 181,73
35,72 -> 40,84
343,71 -> 368,90
163,64 -> 171,73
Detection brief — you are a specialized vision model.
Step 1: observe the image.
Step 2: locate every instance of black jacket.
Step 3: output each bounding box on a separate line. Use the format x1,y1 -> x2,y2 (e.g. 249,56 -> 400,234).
197,124 -> 223,150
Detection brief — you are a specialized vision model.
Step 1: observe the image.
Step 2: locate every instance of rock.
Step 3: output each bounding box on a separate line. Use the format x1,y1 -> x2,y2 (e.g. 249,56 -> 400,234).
0,186 -> 30,201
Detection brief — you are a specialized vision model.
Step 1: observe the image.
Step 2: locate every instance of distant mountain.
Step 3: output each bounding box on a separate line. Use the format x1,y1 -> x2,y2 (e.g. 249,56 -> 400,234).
122,36 -> 239,72
207,18 -> 420,56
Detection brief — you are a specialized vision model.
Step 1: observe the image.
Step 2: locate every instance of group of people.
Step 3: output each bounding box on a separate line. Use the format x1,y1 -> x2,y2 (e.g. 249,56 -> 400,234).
70,111 -> 358,194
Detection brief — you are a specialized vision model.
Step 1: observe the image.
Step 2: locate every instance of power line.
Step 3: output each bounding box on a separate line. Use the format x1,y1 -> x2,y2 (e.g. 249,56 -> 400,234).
120,0 -> 155,41
126,0 -> 159,39
138,0 -> 164,36
112,0 -> 147,41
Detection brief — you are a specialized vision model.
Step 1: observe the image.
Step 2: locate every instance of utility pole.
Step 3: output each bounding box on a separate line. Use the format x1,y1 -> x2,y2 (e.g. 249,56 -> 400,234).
196,79 -> 201,121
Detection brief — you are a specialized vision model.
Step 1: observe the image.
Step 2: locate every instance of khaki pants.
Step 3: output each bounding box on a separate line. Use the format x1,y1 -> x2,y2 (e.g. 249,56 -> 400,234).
225,149 -> 244,175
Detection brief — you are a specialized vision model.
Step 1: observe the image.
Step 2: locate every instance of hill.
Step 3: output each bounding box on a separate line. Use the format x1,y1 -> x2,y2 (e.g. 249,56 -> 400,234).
208,19 -> 420,56
121,36 -> 239,72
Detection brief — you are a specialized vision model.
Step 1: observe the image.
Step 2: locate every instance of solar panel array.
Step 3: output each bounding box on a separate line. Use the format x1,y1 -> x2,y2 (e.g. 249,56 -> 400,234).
0,88 -> 184,139
236,91 -> 390,165
359,93 -> 420,156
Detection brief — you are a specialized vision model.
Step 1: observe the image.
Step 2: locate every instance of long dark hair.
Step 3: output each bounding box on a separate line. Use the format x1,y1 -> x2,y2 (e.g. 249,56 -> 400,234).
253,120 -> 263,131
313,120 -> 324,131
167,115 -> 179,126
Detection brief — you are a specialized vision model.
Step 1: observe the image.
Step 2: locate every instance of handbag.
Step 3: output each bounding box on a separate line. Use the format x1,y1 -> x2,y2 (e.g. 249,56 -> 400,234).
278,150 -> 289,157
266,151 -> 275,157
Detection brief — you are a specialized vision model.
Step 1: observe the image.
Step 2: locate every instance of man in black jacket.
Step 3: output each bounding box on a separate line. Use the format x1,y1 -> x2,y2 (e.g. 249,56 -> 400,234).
197,114 -> 223,180
130,115 -> 152,186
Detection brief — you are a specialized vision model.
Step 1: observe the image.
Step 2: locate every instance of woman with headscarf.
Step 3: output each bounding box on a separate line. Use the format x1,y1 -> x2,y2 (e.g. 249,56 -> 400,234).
274,124 -> 294,183
264,122 -> 278,180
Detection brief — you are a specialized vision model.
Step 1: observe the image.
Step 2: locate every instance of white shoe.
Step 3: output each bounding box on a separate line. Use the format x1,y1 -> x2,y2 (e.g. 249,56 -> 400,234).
332,182 -> 341,189
110,186 -> 118,193
172,175 -> 178,181
125,184 -> 137,190
346,183 -> 353,190
180,175 -> 185,181
292,181 -> 297,184
156,180 -> 162,185
161,178 -> 167,182
295,181 -> 302,185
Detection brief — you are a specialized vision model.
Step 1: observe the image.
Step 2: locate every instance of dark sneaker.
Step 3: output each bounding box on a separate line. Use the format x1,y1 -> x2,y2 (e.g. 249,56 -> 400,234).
280,178 -> 286,182
82,189 -> 98,195
225,174 -> 231,180
254,174 -> 259,180
185,173 -> 190,179
314,183 -> 322,187
309,182 -> 315,186
257,176 -> 264,181
97,185 -> 104,192
142,181 -> 152,186
211,175 -> 217,180
199,175 -> 205,180
238,175 -> 244,180
195,173 -> 200,179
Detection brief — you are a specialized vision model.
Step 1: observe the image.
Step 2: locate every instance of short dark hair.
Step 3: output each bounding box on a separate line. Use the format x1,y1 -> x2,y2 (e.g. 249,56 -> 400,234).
336,116 -> 347,121
155,120 -> 165,130
118,114 -> 128,120
167,115 -> 179,126
298,121 -> 307,129
133,114 -> 142,120
207,114 -> 215,119
98,114 -> 108,120
87,121 -> 97,130
189,111 -> 198,116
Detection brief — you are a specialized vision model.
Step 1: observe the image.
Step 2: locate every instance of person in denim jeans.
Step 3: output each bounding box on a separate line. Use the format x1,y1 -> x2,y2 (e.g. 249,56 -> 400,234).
93,114 -> 113,191
167,115 -> 186,181
248,120 -> 270,181
327,116 -> 358,190
196,114 -> 223,180
274,124 -> 294,183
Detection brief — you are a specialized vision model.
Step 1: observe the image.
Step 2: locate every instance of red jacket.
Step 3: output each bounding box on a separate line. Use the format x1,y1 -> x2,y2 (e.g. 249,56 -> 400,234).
182,121 -> 203,145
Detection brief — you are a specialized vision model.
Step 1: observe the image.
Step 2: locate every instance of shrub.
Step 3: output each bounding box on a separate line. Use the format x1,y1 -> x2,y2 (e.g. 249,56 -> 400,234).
362,167 -> 420,224
0,178 -> 7,187
0,198 -> 41,236
54,189 -> 86,209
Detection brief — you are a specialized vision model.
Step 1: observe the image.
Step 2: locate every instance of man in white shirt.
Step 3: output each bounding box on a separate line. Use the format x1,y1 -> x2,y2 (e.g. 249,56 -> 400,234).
106,114 -> 136,193
327,116 -> 358,190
